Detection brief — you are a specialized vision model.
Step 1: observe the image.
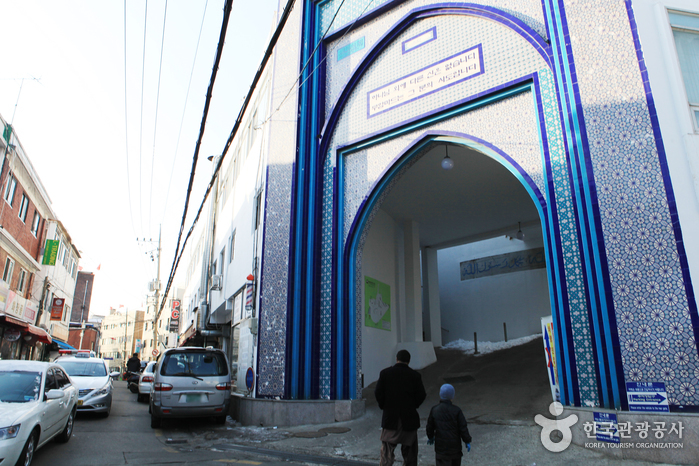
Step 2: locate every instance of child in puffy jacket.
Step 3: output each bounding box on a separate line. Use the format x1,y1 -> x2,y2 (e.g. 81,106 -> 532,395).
426,384 -> 472,466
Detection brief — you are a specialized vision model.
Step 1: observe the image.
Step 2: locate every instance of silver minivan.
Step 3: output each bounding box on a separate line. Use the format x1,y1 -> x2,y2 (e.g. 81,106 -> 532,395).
149,347 -> 231,428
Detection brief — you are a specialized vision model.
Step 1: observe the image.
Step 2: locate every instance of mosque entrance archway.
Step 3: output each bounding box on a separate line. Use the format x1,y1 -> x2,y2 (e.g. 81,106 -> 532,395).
347,136 -> 555,396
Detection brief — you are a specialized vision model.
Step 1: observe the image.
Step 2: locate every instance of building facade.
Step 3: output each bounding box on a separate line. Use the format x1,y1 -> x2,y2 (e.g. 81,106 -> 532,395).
0,115 -> 56,359
98,308 -> 145,370
34,220 -> 81,346
71,271 -> 95,323
179,0 -> 699,419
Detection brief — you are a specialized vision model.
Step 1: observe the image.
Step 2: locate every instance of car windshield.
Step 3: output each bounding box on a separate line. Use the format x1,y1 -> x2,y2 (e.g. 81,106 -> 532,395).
60,361 -> 107,377
0,370 -> 41,403
161,351 -> 228,377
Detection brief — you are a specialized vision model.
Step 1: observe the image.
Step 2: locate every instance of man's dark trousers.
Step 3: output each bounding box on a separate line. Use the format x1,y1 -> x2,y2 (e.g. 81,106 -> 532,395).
375,362 -> 426,466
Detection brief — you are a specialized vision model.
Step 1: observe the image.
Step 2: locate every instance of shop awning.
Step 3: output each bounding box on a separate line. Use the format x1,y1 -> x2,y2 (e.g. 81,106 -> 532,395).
0,314 -> 52,344
27,325 -> 52,344
54,339 -> 76,350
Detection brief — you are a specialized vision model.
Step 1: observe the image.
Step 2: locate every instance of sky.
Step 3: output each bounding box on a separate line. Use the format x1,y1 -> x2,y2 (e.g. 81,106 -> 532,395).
0,0 -> 280,316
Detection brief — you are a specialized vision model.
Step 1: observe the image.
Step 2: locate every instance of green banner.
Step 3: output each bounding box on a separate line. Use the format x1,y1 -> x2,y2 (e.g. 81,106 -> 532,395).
365,276 -> 391,331
43,240 -> 59,266
2,124 -> 11,144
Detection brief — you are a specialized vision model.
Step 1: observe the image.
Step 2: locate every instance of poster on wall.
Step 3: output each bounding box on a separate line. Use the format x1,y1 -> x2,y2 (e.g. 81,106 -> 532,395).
541,316 -> 560,403
364,276 -> 391,331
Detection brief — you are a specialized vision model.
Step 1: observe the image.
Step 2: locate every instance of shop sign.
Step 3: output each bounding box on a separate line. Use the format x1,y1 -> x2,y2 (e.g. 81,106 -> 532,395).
4,327 -> 21,341
6,291 -> 25,320
23,301 -> 38,323
43,240 -> 60,266
169,300 -> 180,332
50,297 -> 65,321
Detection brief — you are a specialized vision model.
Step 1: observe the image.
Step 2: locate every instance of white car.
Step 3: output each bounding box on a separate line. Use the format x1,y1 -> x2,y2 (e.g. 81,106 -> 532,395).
0,360 -> 78,466
137,361 -> 156,403
55,354 -> 119,417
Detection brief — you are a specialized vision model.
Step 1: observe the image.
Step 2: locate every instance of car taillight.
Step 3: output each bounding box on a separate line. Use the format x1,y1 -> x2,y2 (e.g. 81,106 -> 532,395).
143,376 -> 154,383
216,382 -> 231,391
154,383 -> 173,391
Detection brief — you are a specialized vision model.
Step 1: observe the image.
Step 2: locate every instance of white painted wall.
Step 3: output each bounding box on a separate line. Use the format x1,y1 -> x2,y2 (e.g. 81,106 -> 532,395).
437,230 -> 551,344
633,0 -> 699,293
361,209 -> 400,387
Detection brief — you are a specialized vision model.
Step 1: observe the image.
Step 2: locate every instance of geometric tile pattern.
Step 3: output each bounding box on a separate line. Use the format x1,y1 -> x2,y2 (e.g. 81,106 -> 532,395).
257,5 -> 303,398
334,91 -> 554,398
320,160 -> 334,400
326,14 -> 545,144
563,0 -> 699,406
537,68 -> 599,406
324,0 -> 548,116
342,92 -> 546,244
320,12 -> 553,398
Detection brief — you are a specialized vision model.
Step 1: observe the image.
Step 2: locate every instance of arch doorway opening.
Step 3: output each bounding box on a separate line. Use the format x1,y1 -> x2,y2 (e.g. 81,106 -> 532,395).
356,140 -> 554,417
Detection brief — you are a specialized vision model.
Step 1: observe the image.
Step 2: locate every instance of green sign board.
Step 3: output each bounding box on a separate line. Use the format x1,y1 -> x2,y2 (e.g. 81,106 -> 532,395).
42,240 -> 59,266
365,276 -> 391,331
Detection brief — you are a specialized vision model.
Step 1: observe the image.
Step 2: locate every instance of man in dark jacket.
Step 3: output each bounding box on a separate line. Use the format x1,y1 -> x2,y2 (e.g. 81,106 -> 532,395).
426,384 -> 472,466
374,349 -> 427,466
126,353 -> 141,373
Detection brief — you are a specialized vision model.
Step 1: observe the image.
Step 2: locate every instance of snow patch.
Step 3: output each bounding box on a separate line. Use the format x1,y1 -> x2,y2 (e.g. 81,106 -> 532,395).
442,333 -> 542,356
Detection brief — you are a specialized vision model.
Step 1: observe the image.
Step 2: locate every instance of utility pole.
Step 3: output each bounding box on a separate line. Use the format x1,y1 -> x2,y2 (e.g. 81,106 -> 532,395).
151,226 -> 162,356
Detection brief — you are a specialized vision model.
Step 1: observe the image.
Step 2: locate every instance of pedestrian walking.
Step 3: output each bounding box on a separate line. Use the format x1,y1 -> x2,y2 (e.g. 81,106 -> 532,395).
374,349 -> 427,466
426,384 -> 472,466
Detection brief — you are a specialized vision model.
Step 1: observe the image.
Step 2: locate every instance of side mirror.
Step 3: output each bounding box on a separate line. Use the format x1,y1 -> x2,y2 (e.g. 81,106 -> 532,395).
45,389 -> 65,400
109,371 -> 121,378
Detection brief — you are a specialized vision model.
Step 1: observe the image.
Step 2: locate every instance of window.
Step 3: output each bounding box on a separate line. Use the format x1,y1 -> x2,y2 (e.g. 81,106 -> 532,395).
18,194 -> 29,222
2,257 -> 14,284
63,305 -> 70,322
254,191 -> 263,230
62,246 -> 69,267
3,173 -> 16,206
219,248 -> 225,273
229,231 -> 236,263
670,11 -> 699,129
30,211 -> 40,236
17,269 -> 26,293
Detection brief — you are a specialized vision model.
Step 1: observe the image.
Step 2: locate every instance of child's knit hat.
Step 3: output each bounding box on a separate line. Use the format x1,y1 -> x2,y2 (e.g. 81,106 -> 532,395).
439,383 -> 455,400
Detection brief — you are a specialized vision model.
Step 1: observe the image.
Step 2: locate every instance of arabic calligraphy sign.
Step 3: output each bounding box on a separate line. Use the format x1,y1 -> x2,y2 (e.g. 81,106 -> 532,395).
460,247 -> 545,281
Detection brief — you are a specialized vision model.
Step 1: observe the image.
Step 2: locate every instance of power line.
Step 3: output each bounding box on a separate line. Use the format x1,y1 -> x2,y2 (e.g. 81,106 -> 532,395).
157,0 -> 369,316
149,0 -> 169,237
160,0 -> 210,228
157,0 -> 298,317
138,0 -> 149,236
157,0 -> 238,319
259,0 -> 375,128
123,0 -> 139,242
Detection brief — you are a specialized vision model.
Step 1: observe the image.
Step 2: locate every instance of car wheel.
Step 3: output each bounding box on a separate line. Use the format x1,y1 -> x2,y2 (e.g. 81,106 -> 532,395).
150,414 -> 161,428
101,401 -> 112,418
15,430 -> 37,466
56,408 -> 76,443
214,415 -> 227,425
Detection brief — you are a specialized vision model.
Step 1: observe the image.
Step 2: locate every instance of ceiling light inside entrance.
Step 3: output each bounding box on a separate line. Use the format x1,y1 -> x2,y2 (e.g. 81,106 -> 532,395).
441,144 -> 454,170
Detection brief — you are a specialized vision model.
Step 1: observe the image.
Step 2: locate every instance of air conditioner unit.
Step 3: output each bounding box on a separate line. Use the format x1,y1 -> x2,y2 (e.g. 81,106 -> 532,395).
210,275 -> 223,291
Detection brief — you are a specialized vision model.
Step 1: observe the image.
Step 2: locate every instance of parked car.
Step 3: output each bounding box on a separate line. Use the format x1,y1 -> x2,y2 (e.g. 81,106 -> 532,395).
55,354 -> 119,417
0,360 -> 78,466
149,347 -> 231,428
137,361 -> 156,402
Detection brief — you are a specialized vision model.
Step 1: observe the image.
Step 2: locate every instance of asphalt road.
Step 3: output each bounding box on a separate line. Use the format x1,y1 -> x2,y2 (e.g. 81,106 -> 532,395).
31,381 -> 304,466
